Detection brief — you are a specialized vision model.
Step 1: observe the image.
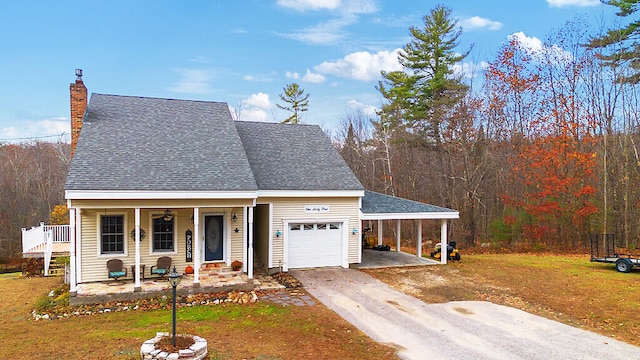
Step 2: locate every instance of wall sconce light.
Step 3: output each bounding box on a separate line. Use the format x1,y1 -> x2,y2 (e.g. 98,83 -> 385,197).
232,213 -> 237,222
275,230 -> 282,237
163,209 -> 173,222
352,228 -> 358,235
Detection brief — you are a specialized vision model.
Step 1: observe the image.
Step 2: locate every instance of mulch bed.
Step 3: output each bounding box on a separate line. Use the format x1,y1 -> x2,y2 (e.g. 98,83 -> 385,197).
272,272 -> 303,288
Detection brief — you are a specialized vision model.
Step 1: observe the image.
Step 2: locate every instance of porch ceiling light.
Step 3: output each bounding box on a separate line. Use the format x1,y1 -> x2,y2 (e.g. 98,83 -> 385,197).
163,209 -> 173,222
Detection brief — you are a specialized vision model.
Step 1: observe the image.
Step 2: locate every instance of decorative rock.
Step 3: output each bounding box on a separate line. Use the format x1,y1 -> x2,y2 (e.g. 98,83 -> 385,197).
140,334 -> 207,360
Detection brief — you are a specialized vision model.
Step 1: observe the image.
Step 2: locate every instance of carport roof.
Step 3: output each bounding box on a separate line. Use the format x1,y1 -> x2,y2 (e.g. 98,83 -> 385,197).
360,191 -> 459,220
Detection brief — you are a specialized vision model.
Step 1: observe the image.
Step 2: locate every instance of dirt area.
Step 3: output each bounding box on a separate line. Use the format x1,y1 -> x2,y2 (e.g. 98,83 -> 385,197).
364,253 -> 640,347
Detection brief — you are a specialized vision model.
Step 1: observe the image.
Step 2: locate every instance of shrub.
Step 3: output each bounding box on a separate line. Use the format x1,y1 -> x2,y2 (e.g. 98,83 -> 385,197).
22,258 -> 43,277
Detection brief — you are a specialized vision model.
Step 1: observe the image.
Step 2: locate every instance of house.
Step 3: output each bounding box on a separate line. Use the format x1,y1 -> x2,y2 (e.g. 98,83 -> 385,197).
65,70 -> 458,296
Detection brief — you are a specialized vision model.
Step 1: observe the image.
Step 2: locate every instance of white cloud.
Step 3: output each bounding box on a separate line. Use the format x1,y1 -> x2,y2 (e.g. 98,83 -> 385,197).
509,32 -> 544,53
189,56 -> 212,64
347,99 -> 378,116
286,71 -> 300,80
508,32 -> 572,63
1,117 -> 70,142
237,93 -> 273,122
459,16 -> 502,31
280,17 -> 352,45
168,69 -> 214,94
278,0 -> 376,45
277,0 -> 376,13
453,61 -> 489,80
302,69 -> 326,83
242,72 -> 275,82
315,49 -> 402,81
241,92 -> 272,109
547,0 -> 599,7
239,107 -> 269,122
277,0 -> 341,11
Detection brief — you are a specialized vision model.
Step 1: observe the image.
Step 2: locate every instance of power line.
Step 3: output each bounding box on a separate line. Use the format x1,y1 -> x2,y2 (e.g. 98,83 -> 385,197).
0,132 -> 69,142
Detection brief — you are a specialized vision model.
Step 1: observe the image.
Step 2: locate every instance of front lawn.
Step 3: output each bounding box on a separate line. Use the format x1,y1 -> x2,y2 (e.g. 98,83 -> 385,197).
0,274 -> 397,359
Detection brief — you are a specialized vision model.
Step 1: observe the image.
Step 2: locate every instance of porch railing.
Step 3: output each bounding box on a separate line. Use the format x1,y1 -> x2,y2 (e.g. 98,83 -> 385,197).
22,223 -> 71,276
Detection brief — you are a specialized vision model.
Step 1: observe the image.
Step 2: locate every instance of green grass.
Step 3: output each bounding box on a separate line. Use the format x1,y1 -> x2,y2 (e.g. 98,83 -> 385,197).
0,272 -> 20,279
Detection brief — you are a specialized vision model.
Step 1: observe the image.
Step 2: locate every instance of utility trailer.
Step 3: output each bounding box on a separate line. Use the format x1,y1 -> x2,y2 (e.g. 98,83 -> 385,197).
590,234 -> 640,273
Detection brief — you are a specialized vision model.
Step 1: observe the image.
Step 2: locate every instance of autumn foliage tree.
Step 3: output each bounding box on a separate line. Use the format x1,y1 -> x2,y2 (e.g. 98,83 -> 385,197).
486,25 -> 600,248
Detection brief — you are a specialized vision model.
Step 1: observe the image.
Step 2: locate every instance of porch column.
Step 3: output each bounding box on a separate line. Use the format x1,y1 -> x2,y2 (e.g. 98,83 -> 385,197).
134,208 -> 141,291
248,206 -> 254,279
69,207 -> 76,294
440,220 -> 448,265
193,207 -> 200,286
417,220 -> 422,258
76,208 -> 82,283
396,219 -> 401,252
377,219 -> 383,246
242,207 -> 247,273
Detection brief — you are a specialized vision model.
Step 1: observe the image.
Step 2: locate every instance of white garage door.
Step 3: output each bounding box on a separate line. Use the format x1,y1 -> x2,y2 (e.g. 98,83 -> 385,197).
288,222 -> 343,269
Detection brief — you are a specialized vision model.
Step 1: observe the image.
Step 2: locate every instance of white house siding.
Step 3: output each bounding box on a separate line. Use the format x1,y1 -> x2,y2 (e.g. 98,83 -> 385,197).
258,196 -> 360,271
76,204 -> 249,283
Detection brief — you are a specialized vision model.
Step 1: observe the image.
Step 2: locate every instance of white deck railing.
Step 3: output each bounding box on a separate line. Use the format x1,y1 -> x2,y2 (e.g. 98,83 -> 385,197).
22,223 -> 71,276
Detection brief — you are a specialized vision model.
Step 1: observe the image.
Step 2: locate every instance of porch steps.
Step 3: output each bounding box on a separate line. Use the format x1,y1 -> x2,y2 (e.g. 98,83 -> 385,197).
47,253 -> 69,277
199,263 -> 239,278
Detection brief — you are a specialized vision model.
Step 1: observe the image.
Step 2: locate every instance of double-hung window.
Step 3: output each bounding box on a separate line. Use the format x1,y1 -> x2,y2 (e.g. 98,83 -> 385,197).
101,215 -> 124,254
152,217 -> 174,252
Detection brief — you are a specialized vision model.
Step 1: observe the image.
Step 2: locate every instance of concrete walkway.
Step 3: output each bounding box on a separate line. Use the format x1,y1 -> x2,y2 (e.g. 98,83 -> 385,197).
291,268 -> 640,360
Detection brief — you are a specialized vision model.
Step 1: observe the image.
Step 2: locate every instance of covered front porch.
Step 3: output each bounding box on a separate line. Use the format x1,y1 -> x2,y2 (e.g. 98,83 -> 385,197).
66,197 -> 259,297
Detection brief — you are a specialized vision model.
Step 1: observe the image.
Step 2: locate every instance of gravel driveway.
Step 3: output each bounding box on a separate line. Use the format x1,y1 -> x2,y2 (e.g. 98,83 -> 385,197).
291,268 -> 640,360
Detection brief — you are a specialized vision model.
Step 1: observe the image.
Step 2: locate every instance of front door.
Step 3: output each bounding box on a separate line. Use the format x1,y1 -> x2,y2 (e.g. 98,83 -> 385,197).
204,215 -> 224,262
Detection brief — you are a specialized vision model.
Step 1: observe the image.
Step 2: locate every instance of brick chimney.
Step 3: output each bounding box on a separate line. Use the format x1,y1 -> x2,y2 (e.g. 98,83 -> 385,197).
70,69 -> 87,158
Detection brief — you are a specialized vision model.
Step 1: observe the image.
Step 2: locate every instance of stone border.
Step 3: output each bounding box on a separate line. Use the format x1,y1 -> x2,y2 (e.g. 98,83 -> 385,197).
141,332 -> 207,360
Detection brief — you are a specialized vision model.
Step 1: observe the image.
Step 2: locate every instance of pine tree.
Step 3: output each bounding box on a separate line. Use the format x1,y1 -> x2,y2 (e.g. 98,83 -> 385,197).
377,5 -> 470,144
586,0 -> 640,83
277,83 -> 310,124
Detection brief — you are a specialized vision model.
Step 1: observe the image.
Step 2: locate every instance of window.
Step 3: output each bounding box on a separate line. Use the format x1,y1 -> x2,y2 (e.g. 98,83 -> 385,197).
101,215 -> 124,254
153,217 -> 174,252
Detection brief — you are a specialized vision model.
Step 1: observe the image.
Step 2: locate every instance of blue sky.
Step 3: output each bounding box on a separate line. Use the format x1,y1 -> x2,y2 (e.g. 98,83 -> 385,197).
0,0 -> 618,142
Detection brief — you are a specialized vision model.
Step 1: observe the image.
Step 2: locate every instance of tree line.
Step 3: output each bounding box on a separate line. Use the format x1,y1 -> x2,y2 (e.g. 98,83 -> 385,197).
0,141 -> 69,260
335,3 -> 640,251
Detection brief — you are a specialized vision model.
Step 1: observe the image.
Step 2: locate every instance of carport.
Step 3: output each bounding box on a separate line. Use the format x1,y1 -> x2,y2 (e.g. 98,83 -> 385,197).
360,191 -> 459,264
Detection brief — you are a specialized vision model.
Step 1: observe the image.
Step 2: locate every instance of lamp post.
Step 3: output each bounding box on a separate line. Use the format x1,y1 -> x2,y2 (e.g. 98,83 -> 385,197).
168,266 -> 181,347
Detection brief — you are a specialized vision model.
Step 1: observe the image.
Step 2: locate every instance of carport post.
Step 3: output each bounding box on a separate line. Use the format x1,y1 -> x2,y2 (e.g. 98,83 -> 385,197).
377,219 -> 383,246
396,220 -> 401,252
417,220 -> 422,258
440,220 -> 447,265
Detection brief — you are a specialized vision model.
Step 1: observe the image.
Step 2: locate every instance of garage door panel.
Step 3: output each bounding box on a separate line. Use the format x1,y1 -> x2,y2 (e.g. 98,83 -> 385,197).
288,223 -> 342,269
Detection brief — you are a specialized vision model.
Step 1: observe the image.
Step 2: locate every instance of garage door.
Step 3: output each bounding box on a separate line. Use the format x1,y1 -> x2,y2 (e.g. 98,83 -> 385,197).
288,222 -> 342,269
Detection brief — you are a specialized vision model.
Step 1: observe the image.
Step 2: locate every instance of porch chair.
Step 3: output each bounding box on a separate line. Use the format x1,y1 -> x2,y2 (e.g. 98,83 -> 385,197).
107,259 -> 127,280
150,256 -> 172,278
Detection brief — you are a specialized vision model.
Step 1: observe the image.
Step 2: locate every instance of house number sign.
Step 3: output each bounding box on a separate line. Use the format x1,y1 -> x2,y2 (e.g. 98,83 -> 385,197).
185,229 -> 193,262
304,205 -> 329,213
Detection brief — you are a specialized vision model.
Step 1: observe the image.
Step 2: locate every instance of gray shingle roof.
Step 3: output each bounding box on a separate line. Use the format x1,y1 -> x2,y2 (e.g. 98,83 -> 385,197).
235,121 -> 363,191
361,191 -> 457,214
65,94 -> 258,191
65,94 -> 364,193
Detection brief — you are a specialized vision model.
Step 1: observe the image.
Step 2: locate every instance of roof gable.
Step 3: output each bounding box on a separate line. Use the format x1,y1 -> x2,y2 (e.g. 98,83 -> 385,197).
65,94 -> 258,192
235,121 -> 363,191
